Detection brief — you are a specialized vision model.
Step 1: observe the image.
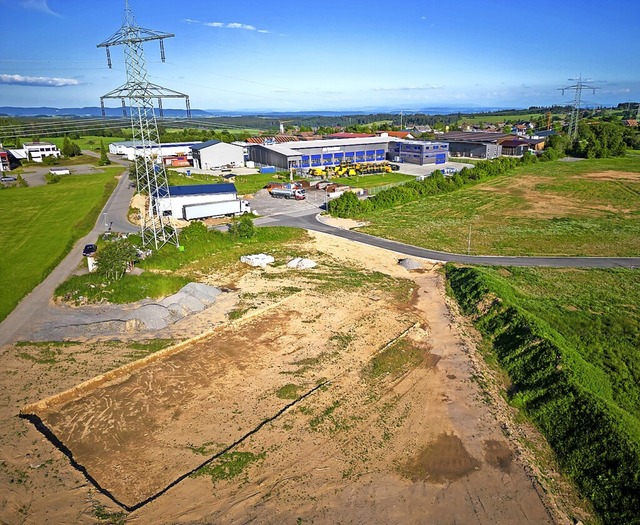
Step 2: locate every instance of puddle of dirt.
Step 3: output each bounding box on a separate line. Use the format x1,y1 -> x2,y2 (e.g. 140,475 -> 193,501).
424,353 -> 441,368
483,439 -> 513,473
402,432 -> 480,483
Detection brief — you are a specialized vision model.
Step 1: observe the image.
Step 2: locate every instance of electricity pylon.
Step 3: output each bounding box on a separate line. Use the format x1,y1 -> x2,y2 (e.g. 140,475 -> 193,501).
97,0 -> 188,249
558,76 -> 600,140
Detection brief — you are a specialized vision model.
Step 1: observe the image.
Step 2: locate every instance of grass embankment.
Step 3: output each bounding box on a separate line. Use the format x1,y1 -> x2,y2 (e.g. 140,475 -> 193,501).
0,169 -> 121,321
356,156 -> 640,256
445,264 -> 640,524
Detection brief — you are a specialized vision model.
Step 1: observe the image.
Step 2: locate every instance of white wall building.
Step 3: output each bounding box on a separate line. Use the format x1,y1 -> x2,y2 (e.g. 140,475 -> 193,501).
13,142 -> 61,162
109,141 -> 200,161
190,140 -> 245,170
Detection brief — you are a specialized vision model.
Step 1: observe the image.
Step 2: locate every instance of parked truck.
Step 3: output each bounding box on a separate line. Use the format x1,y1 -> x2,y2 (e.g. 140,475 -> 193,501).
270,187 -> 306,200
182,199 -> 251,220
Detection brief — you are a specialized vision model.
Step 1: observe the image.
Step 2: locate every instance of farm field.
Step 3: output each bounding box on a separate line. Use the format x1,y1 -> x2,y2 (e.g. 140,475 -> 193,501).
1,232 -> 579,524
357,156 -> 640,256
445,264 -> 640,523
0,168 -> 120,321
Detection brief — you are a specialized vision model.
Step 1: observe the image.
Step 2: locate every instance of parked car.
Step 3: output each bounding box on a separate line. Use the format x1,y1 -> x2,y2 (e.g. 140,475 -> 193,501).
1,176 -> 17,182
82,243 -> 97,257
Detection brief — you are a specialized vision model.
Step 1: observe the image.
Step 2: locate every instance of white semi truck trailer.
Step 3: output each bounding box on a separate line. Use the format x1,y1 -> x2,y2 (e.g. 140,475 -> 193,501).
182,199 -> 251,220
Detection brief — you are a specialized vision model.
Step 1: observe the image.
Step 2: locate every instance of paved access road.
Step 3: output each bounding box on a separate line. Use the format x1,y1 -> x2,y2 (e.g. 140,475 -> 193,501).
257,192 -> 640,269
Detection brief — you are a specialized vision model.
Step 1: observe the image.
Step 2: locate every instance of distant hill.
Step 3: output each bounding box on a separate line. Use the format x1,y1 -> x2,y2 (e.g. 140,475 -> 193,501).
0,106 -> 210,118
0,106 -> 515,119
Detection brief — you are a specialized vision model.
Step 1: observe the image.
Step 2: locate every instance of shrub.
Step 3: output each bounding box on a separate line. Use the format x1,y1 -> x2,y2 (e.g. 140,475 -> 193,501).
228,214 -> 255,238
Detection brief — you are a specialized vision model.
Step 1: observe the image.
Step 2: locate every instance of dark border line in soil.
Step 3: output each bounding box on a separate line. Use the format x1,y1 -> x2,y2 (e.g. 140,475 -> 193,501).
19,380 -> 330,512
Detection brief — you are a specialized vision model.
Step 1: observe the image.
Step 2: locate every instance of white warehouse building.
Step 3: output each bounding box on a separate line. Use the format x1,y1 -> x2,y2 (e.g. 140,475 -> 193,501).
109,141 -> 201,161
190,140 -> 245,170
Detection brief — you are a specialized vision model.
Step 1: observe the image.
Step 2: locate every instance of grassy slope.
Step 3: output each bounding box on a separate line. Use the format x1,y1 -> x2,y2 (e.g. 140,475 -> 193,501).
357,156 -> 640,256
445,264 -> 640,524
0,169 -> 120,321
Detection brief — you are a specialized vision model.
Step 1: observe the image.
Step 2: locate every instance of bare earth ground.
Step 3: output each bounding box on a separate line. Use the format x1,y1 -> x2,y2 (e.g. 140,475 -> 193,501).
0,231 -> 583,524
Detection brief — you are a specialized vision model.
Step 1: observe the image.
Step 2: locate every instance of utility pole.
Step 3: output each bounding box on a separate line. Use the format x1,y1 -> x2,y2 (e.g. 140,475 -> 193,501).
97,0 -> 189,249
558,76 -> 600,140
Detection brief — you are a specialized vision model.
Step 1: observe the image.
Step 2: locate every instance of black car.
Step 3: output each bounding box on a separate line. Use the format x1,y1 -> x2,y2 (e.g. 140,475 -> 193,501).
1,176 -> 17,182
82,243 -> 97,257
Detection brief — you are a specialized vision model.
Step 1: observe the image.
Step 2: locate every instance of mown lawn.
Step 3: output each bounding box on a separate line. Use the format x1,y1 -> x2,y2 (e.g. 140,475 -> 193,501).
0,168 -> 120,321
357,156 -> 640,256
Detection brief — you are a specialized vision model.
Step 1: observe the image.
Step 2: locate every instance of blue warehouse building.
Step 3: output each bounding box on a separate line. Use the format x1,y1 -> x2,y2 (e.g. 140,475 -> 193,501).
247,135 -> 448,172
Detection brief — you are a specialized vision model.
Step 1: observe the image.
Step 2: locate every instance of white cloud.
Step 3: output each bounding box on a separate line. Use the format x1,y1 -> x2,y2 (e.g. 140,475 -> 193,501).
0,74 -> 80,87
17,0 -> 59,16
373,85 -> 443,91
193,19 -> 271,32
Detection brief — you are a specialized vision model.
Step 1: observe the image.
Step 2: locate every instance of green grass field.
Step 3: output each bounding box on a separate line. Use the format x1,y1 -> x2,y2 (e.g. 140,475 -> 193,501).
0,168 -> 120,321
357,156 -> 640,256
446,264 -> 640,523
45,135 -> 126,153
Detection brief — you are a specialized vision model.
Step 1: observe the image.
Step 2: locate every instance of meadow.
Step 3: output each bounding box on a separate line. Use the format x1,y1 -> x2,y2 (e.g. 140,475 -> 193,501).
45,135 -> 127,153
357,156 -> 640,256
0,168 -> 120,321
445,264 -> 640,524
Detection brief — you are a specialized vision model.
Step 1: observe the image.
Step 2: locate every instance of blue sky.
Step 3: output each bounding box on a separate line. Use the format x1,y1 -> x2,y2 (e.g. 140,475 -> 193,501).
1,0 -> 638,112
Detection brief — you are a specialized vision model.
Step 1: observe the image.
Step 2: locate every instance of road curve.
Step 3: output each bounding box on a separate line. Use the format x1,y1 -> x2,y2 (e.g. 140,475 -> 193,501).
262,212 -> 640,269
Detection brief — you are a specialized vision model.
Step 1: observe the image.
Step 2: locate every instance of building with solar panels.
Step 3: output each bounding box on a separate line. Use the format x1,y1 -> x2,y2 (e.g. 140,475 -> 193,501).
247,135 -> 448,171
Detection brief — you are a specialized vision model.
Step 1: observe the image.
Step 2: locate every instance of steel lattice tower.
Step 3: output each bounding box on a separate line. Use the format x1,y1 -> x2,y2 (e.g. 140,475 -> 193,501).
558,76 -> 600,140
98,0 -> 189,249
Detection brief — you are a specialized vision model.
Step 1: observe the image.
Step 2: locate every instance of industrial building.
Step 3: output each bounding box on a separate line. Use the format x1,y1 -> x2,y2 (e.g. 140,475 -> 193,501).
110,141 -> 201,162
388,140 -> 448,165
153,183 -> 238,217
0,151 -> 10,172
190,140 -> 245,170
440,131 -> 545,159
247,135 -> 449,171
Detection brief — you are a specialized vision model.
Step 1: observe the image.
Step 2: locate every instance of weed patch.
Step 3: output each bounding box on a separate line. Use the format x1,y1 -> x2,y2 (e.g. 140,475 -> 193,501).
191,450 -> 266,484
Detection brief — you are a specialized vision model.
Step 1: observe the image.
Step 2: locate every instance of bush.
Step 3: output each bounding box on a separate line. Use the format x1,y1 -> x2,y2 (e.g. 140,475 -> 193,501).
228,214 -> 255,238
96,239 -> 139,282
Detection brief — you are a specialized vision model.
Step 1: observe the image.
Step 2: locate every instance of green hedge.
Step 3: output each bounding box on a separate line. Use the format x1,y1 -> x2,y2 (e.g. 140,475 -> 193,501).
445,265 -> 640,524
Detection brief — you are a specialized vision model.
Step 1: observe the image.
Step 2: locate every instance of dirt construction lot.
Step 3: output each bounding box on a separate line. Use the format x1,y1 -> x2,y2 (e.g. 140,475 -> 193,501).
1,232 -> 575,524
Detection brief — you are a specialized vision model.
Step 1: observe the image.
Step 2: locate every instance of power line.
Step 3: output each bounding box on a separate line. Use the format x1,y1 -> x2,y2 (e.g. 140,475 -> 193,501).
97,0 -> 181,250
558,76 -> 601,139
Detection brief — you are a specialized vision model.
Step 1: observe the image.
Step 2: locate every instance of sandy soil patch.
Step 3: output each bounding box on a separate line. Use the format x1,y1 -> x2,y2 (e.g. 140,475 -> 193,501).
578,170 -> 640,182
480,172 -> 639,218
0,232 -> 583,524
